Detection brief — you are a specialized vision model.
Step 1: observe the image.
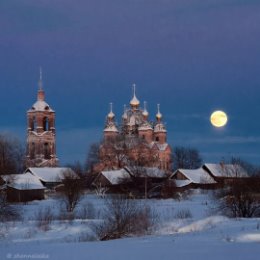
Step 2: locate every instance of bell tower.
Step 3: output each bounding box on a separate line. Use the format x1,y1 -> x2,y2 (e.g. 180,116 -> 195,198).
26,69 -> 58,167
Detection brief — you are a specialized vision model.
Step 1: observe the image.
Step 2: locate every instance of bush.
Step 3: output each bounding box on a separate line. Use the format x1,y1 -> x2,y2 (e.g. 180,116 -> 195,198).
94,195 -> 157,240
174,209 -> 192,219
0,191 -> 20,222
60,169 -> 84,212
214,178 -> 260,218
76,202 -> 95,220
35,206 -> 54,231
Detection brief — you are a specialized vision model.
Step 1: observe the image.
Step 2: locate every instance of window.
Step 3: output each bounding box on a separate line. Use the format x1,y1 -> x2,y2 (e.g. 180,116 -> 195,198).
44,143 -> 50,159
30,143 -> 35,159
155,136 -> 159,142
31,117 -> 36,131
43,117 -> 49,131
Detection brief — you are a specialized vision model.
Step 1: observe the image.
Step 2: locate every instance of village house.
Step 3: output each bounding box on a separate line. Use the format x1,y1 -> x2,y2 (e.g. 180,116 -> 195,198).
25,167 -> 77,189
0,173 -> 45,202
202,163 -> 249,185
170,167 -> 217,190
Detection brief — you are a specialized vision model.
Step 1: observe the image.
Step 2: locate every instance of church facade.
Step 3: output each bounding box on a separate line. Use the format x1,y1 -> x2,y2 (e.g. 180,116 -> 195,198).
99,85 -> 172,172
26,71 -> 58,167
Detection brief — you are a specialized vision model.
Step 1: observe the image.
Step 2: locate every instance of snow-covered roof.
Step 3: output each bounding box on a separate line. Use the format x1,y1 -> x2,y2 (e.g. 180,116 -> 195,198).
1,173 -> 45,190
101,168 -> 132,185
150,142 -> 169,151
25,167 -> 76,183
104,125 -> 119,132
203,163 -> 248,178
29,100 -> 54,112
172,168 -> 217,184
143,167 -> 167,178
138,122 -> 153,131
128,167 -> 168,178
154,123 -> 167,133
175,179 -> 192,188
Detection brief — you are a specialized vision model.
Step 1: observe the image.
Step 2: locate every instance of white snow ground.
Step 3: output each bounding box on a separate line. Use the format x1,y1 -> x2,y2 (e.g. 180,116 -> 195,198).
0,191 -> 260,260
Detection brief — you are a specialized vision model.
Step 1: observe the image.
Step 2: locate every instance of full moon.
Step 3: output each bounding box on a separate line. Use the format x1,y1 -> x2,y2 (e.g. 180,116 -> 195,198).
210,110 -> 228,127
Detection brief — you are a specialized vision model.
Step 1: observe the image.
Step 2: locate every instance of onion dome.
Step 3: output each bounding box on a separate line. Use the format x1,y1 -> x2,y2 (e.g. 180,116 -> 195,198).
122,104 -> 128,120
130,84 -> 140,107
142,101 -> 149,117
156,104 -> 162,120
107,103 -> 115,119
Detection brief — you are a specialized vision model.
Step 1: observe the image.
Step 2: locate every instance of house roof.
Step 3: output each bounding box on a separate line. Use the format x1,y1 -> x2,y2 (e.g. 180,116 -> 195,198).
101,168 -> 132,185
172,168 -> 217,184
126,166 -> 168,178
203,163 -> 248,178
1,173 -> 45,190
175,179 -> 192,188
139,167 -> 168,178
25,167 -> 76,183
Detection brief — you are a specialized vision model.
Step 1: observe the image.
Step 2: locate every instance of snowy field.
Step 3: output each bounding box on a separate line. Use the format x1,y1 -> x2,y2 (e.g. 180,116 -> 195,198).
0,190 -> 260,260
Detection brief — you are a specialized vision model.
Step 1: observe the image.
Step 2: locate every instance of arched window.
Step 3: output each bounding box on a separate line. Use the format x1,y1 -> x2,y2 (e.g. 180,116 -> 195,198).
155,136 -> 159,142
44,143 -> 50,159
43,117 -> 49,131
30,143 -> 35,159
31,117 -> 36,131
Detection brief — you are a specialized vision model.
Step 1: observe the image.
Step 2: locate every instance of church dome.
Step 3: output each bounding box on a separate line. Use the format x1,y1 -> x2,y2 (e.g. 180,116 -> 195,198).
156,111 -> 162,120
31,100 -> 54,112
156,104 -> 162,120
142,101 -> 149,117
130,84 -> 140,107
142,110 -> 149,117
130,95 -> 140,107
107,103 -> 115,119
107,111 -> 115,119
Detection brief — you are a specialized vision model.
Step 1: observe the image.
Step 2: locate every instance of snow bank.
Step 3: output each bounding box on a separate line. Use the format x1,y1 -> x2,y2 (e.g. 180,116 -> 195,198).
178,216 -> 228,233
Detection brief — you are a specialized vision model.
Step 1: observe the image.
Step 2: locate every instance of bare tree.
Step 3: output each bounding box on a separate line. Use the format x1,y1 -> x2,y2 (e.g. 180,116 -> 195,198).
85,143 -> 100,171
0,190 -> 20,222
94,195 -> 156,240
212,158 -> 260,217
60,169 -> 84,212
172,146 -> 202,170
215,178 -> 260,218
0,133 -> 25,175
99,135 -> 158,171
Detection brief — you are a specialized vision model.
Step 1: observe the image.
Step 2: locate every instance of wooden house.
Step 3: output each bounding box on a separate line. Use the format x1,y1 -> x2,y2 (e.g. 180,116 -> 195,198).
170,168 -> 217,190
25,167 -> 77,189
0,173 -> 45,202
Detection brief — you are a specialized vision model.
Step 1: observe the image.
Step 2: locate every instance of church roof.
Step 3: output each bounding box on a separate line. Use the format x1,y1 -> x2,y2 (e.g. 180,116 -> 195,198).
104,124 -> 119,132
138,122 -> 153,131
30,100 -> 54,112
154,123 -> 167,133
151,142 -> 169,151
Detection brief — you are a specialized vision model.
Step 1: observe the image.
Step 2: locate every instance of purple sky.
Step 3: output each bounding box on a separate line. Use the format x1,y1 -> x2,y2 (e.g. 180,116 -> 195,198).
0,0 -> 260,165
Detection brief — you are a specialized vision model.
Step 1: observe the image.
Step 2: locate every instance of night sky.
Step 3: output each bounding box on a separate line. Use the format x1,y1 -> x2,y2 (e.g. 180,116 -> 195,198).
0,0 -> 260,166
